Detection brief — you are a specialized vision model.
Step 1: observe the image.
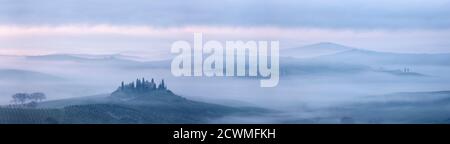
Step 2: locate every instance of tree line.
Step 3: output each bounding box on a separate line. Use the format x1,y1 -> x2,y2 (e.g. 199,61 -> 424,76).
11,92 -> 46,105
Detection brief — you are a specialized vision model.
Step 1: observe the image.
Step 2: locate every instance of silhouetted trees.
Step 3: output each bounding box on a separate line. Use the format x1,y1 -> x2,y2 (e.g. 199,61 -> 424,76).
117,78 -> 167,93
11,92 -> 46,105
158,79 -> 166,90
403,68 -> 411,73
30,92 -> 46,102
12,93 -> 28,104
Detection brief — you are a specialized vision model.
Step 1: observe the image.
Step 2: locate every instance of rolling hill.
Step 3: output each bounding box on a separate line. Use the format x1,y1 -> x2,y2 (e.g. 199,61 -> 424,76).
281,42 -> 353,58
278,42 -> 450,77
0,69 -> 63,81
0,78 -> 267,124
311,49 -> 450,66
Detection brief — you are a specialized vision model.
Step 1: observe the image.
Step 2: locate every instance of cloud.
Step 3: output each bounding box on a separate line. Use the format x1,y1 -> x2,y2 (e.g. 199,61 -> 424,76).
1,25 -> 450,57
0,0 -> 449,29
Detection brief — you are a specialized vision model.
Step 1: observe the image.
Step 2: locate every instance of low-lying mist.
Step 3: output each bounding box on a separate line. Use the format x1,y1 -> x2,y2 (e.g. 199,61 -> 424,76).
1,53 -> 450,123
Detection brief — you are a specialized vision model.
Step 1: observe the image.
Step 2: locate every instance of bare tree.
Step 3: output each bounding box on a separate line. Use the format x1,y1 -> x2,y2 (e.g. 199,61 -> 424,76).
12,93 -> 28,104
11,92 -> 46,105
30,92 -> 46,102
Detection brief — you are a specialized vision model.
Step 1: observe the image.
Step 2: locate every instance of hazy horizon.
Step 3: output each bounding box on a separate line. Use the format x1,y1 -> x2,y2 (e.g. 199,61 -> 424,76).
1,0 -> 450,57
1,0 -> 450,124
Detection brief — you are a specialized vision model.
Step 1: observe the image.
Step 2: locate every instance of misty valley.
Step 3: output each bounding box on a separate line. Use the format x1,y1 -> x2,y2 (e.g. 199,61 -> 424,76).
1,42 -> 450,124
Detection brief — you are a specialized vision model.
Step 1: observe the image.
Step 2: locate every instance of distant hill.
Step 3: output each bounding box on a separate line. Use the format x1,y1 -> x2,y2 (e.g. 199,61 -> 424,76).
26,54 -> 145,61
0,69 -> 63,81
277,43 -> 450,77
312,49 -> 450,66
281,42 -> 353,58
26,54 -> 142,65
15,43 -> 450,78
279,57 -> 371,76
25,54 -> 171,69
69,54 -> 149,62
281,42 -> 450,66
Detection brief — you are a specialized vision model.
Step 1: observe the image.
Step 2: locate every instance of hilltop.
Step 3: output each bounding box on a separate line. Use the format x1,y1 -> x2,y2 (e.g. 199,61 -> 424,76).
0,78 -> 267,124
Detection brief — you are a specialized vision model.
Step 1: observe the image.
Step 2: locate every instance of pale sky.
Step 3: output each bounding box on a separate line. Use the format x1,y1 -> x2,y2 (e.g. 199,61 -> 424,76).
0,0 -> 450,57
